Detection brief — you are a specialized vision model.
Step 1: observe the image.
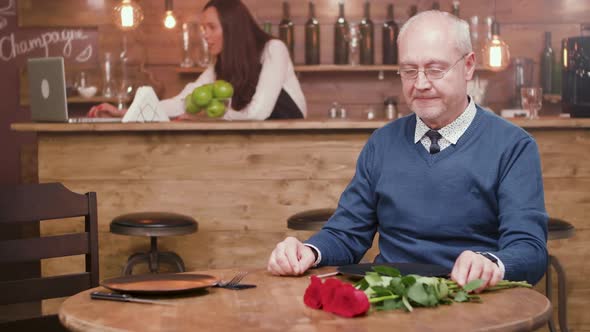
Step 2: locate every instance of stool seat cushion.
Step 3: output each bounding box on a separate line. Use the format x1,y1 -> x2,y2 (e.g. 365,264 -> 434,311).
111,212 -> 198,237
287,208 -> 336,231
548,218 -> 575,240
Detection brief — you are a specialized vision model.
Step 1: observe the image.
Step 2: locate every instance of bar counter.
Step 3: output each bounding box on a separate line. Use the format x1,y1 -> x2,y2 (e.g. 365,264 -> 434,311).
11,118 -> 590,329
11,117 -> 590,132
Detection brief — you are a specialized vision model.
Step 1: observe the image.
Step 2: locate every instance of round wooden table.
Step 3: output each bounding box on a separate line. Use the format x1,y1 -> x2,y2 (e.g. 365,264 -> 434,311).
59,268 -> 551,332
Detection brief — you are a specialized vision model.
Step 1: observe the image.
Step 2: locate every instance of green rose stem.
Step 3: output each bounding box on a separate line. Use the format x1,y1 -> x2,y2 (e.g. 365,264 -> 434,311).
443,280 -> 532,291
368,294 -> 399,304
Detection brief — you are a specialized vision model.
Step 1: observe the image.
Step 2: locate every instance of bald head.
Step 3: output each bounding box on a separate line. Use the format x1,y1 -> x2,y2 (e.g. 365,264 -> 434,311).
398,10 -> 472,56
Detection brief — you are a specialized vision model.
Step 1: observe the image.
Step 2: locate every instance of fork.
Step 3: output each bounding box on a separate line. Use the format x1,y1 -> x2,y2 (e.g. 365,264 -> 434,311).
216,271 -> 249,288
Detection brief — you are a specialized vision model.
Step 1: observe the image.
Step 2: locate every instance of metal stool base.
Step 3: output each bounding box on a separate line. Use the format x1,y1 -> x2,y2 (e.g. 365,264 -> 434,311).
122,236 -> 186,276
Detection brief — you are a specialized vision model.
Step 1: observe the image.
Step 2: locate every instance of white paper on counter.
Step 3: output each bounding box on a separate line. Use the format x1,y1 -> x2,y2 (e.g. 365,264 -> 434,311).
122,86 -> 170,123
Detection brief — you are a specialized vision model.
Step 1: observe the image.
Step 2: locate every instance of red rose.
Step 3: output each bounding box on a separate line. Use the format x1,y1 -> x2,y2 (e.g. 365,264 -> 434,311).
303,275 -> 323,309
323,283 -> 370,318
303,276 -> 370,318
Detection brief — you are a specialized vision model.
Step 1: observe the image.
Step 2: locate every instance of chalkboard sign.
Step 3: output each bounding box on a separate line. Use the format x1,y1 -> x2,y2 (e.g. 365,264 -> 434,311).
1,28 -> 98,66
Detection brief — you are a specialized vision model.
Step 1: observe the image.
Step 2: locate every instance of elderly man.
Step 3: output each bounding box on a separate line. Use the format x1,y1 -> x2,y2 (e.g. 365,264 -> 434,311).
267,11 -> 548,288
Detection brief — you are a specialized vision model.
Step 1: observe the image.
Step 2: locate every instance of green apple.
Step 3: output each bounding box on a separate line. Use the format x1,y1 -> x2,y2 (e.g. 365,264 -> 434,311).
191,85 -> 213,107
206,99 -> 226,118
202,83 -> 214,94
213,80 -> 234,99
185,95 -> 201,114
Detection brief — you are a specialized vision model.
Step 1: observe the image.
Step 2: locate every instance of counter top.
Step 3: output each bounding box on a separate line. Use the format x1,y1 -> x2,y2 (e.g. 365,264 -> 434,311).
11,117 -> 590,132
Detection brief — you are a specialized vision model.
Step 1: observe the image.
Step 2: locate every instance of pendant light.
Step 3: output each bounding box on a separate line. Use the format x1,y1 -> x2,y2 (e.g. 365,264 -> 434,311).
482,0 -> 510,71
113,0 -> 144,31
164,0 -> 177,29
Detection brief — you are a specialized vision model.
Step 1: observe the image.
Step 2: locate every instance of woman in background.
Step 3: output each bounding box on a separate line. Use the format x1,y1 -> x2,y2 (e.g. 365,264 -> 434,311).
88,0 -> 306,120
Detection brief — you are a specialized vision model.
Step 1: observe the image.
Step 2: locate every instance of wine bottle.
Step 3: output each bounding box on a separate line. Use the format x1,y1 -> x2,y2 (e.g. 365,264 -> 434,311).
432,1 -> 440,10
382,4 -> 398,65
452,1 -> 460,17
279,0 -> 294,60
541,31 -> 554,94
359,1 -> 374,65
305,1 -> 320,65
334,0 -> 349,65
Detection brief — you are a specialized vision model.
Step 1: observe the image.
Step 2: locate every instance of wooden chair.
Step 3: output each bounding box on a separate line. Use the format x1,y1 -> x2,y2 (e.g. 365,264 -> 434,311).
0,183 -> 99,331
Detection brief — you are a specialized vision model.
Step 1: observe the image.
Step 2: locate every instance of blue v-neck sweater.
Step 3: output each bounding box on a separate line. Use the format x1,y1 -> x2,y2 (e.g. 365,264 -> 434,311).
307,107 -> 548,284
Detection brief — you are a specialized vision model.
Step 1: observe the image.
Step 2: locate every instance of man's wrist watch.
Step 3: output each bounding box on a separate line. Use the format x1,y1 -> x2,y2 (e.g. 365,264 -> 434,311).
478,252 -> 499,266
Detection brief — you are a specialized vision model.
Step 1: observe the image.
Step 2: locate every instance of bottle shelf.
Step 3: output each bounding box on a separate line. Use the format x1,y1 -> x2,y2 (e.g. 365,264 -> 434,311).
543,94 -> 562,104
176,65 -> 401,75
177,64 -> 491,75
67,96 -> 128,104
295,65 -> 400,72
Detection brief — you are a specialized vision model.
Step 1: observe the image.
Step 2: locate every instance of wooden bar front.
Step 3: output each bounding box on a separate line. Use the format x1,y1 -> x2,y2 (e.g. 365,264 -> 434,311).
12,118 -> 590,330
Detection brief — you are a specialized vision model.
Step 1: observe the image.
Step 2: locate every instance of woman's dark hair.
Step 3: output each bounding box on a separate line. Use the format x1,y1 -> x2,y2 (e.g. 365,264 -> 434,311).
204,0 -> 273,110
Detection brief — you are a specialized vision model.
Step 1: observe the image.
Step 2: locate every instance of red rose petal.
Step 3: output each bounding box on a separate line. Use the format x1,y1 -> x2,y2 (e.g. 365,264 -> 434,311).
303,275 -> 323,309
325,284 -> 370,318
320,278 -> 345,311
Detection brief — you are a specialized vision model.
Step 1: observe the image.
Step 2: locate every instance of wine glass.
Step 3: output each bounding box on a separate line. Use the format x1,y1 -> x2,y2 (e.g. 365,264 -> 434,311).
520,87 -> 543,119
345,23 -> 360,66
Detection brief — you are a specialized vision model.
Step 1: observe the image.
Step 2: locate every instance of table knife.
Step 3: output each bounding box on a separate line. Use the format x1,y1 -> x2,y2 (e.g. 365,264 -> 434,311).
90,291 -> 175,306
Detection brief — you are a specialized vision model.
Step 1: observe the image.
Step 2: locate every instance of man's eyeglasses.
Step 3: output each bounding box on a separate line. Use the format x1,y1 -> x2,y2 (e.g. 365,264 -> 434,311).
397,54 -> 468,81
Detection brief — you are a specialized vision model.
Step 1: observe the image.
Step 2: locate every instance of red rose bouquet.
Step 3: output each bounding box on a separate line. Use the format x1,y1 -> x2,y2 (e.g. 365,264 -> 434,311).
303,266 -> 532,317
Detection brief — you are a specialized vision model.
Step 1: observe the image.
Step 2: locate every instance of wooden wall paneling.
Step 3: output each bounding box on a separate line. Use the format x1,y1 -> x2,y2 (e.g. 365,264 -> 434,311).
18,0 -> 118,27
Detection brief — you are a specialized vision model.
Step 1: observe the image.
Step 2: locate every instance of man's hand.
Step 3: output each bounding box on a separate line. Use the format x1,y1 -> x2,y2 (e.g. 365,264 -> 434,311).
267,237 -> 316,276
451,250 -> 503,293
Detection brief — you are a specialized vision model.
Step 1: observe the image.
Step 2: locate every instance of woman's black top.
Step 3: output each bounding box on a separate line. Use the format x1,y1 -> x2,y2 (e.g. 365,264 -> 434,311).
267,89 -> 304,119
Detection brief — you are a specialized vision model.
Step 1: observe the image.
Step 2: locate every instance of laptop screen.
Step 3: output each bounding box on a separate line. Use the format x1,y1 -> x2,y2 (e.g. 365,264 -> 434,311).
27,57 -> 69,122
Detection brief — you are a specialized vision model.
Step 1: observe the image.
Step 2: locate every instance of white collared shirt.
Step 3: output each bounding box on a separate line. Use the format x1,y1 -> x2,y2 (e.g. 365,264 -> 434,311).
414,96 -> 477,152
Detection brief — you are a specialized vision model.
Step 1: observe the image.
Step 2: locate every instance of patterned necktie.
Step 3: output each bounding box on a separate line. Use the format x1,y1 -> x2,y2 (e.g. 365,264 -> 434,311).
425,130 -> 442,154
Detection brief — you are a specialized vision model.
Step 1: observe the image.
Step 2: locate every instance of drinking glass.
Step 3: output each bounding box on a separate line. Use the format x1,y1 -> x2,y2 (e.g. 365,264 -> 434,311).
102,52 -> 117,98
521,87 -> 543,119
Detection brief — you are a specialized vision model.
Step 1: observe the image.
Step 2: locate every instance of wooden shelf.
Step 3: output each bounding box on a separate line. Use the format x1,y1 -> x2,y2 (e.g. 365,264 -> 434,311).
176,66 -> 207,74
294,65 -> 400,72
67,96 -> 129,104
176,65 -> 400,74
543,94 -> 562,104
177,64 -> 491,75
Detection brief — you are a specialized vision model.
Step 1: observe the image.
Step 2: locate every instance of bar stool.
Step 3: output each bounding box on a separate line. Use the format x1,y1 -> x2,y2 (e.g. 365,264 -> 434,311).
287,208 -> 335,231
546,217 -> 575,332
110,212 -> 198,275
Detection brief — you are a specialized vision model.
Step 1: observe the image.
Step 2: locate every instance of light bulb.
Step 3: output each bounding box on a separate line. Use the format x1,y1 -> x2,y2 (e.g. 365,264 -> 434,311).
113,0 -> 144,31
164,10 -> 177,29
482,21 -> 510,71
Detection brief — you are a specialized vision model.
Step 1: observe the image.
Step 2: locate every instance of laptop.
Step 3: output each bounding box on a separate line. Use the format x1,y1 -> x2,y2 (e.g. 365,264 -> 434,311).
27,57 -> 121,123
